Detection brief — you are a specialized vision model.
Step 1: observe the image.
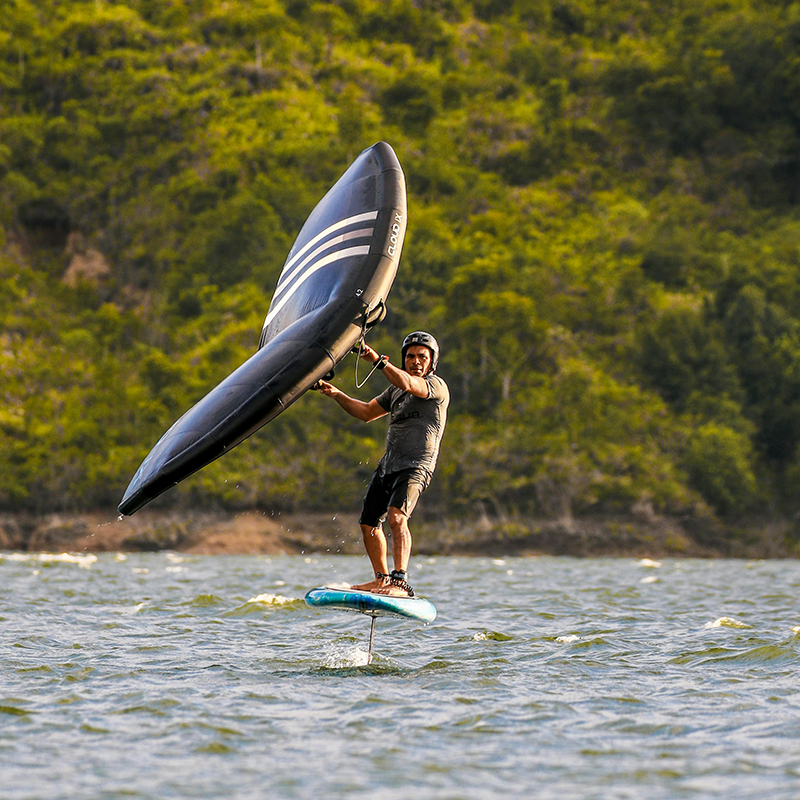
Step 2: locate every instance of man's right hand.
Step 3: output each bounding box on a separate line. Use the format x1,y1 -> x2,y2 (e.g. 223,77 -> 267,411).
313,380 -> 387,422
314,380 -> 337,397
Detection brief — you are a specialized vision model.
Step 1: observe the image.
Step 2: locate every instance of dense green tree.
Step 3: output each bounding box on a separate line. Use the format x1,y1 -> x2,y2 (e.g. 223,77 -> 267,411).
2,0 -> 800,537
638,306 -> 743,412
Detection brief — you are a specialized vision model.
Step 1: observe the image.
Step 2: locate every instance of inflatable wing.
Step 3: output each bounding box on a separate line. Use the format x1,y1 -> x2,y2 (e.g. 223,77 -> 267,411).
119,142 -> 406,515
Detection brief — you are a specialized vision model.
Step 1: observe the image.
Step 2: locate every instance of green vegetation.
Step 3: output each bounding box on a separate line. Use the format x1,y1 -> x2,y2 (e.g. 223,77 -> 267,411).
2,0 -> 800,540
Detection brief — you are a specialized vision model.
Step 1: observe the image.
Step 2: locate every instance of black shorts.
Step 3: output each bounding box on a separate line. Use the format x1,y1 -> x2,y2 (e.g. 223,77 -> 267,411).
359,468 -> 429,528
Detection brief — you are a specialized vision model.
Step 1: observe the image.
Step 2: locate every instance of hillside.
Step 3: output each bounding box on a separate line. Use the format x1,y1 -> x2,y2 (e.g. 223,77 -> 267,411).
2,0 -> 800,552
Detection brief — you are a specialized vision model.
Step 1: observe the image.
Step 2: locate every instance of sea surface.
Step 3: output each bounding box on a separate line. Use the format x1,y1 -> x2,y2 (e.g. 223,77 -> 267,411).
2,552 -> 800,799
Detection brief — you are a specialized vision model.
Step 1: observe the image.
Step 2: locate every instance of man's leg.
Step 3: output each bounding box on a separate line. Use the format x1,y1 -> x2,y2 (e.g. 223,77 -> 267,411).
374,473 -> 426,596
372,507 -> 413,596
352,469 -> 392,591
387,507 -> 412,573
351,523 -> 390,591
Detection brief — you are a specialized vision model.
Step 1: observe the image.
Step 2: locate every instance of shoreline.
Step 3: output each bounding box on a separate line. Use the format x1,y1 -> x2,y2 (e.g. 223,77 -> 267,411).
0,510 -> 796,559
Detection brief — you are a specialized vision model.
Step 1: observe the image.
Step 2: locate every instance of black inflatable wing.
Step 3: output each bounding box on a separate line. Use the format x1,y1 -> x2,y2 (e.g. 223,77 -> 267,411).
118,142 -> 406,515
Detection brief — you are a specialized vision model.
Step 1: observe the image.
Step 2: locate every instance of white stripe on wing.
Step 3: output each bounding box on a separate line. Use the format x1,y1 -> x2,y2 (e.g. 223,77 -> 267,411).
276,210 -> 379,289
262,245 -> 371,329
274,227 -> 374,298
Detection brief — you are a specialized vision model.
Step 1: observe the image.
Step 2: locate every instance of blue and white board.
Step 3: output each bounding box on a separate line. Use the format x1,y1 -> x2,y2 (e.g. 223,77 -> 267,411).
119,142 -> 406,515
305,586 -> 437,624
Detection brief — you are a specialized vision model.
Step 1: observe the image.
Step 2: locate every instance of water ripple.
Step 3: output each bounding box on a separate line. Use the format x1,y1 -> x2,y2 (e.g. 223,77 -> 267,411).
3,554 -> 800,799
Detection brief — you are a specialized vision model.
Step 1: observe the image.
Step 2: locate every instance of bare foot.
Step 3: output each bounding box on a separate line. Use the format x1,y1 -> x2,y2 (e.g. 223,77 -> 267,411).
351,576 -> 390,592
372,582 -> 413,598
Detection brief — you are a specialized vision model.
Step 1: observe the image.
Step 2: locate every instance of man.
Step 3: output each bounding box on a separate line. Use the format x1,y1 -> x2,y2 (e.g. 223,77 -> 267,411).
315,331 -> 449,598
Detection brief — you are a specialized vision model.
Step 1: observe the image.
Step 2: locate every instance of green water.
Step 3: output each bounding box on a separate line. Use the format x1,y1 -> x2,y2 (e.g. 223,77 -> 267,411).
2,552 -> 800,799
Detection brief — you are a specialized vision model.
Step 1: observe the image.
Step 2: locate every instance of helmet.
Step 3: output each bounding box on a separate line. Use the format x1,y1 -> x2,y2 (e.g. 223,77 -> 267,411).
401,331 -> 439,374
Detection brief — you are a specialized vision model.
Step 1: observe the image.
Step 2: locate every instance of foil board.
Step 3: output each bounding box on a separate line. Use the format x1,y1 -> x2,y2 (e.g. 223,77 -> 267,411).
304,586 -> 436,624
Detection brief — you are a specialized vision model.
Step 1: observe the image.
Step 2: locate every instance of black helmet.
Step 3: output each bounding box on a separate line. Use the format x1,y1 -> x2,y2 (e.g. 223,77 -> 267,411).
402,331 -> 439,374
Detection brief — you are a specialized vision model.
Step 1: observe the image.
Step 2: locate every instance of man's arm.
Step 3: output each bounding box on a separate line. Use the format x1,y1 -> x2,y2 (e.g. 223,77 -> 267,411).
360,343 -> 429,398
314,380 -> 388,422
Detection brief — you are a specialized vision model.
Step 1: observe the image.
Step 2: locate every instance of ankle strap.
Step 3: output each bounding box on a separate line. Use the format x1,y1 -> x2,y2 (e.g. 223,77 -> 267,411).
389,570 -> 415,597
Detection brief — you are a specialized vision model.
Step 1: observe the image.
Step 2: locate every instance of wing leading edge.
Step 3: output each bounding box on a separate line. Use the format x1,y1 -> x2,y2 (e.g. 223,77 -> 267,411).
118,142 -> 406,515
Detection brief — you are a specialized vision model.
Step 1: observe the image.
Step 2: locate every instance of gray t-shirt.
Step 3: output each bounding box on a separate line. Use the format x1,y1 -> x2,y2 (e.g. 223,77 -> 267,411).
375,374 -> 449,479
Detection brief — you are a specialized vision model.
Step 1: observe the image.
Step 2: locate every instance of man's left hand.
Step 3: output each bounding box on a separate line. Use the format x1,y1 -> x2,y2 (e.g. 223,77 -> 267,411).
360,343 -> 380,364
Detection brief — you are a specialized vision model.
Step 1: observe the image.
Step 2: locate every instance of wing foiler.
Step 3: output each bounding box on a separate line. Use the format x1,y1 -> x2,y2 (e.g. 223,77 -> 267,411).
118,142 -> 406,515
